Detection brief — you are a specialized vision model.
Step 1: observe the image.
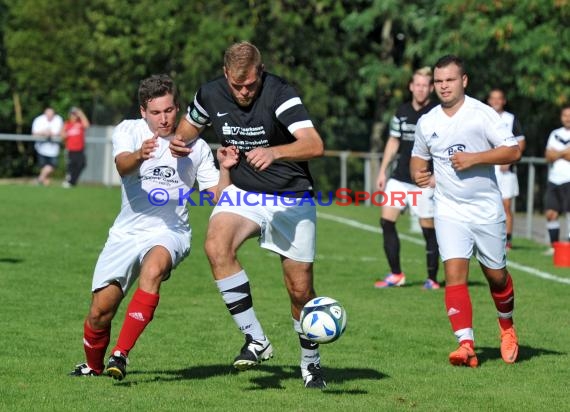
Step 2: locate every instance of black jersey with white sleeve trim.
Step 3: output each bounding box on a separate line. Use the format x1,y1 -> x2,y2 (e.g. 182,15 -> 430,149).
186,72 -> 315,196
389,101 -> 438,183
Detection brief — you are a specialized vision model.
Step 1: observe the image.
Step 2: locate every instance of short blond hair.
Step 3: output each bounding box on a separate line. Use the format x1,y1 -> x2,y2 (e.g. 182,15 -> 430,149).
224,41 -> 263,81
414,66 -> 432,78
411,66 -> 432,84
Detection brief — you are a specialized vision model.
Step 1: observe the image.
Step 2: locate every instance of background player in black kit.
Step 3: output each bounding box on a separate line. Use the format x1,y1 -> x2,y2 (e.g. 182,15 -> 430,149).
374,67 -> 440,290
170,41 -> 327,388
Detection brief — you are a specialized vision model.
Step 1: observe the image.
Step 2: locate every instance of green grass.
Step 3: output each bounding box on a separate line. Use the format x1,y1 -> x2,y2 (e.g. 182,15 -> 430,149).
1,183 -> 569,411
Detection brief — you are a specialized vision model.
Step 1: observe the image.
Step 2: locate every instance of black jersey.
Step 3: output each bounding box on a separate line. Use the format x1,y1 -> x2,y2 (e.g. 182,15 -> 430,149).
388,100 -> 438,183
187,72 -> 315,196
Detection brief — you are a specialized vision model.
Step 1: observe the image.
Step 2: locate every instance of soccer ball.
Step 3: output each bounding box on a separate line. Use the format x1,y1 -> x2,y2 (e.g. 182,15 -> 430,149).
300,297 -> 347,344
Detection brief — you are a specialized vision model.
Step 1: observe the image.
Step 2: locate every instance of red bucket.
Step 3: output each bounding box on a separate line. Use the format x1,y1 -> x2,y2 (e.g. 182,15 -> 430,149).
553,242 -> 570,267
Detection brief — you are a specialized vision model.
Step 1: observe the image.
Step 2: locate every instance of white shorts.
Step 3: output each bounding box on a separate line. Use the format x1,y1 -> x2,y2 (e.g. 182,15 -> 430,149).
495,169 -> 519,199
92,229 -> 190,293
435,218 -> 506,269
211,185 -> 316,262
384,178 -> 435,218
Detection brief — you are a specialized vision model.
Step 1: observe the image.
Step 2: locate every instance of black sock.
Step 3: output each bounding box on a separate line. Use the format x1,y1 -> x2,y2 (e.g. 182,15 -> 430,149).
421,227 -> 439,281
547,221 -> 560,245
380,218 -> 401,274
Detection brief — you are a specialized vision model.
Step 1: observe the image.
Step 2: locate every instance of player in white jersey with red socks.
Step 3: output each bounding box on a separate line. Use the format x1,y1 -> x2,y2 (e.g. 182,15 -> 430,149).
411,55 -> 521,367
70,74 -> 225,380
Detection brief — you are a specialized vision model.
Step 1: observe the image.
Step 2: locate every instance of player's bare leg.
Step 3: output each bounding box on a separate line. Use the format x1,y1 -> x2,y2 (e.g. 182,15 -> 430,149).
281,257 -> 315,319
37,164 -> 54,186
205,212 -> 272,370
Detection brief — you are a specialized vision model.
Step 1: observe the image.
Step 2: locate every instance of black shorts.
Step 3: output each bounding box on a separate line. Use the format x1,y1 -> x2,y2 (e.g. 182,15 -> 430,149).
544,181 -> 570,213
37,154 -> 58,168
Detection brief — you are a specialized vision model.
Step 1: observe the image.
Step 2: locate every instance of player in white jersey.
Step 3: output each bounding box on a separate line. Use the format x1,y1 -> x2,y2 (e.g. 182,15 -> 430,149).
544,105 -> 570,254
70,75 -> 224,380
487,88 -> 526,250
411,55 -> 521,368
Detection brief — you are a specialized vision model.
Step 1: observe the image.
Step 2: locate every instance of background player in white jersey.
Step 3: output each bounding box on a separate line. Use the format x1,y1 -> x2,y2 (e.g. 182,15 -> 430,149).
544,105 -> 570,254
487,88 -> 526,250
170,41 -> 327,388
410,55 -> 521,367
374,67 -> 440,290
32,107 -> 63,186
70,74 -> 223,380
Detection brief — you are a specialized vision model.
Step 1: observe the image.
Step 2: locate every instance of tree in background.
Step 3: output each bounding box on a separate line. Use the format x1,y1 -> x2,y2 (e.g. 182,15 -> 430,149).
0,0 -> 568,180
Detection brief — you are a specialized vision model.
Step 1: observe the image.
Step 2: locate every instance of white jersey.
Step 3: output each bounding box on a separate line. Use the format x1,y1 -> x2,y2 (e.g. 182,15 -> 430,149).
32,113 -> 63,157
412,95 -> 518,224
545,126 -> 570,185
110,119 -> 219,234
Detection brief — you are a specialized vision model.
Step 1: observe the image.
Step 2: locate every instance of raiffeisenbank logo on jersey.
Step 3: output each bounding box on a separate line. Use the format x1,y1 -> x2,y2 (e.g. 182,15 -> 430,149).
222,122 -> 265,137
140,165 -> 179,186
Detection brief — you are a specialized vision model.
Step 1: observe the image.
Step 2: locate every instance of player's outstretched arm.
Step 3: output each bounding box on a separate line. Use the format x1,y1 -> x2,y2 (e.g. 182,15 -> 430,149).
115,133 -> 159,177
170,117 -> 202,158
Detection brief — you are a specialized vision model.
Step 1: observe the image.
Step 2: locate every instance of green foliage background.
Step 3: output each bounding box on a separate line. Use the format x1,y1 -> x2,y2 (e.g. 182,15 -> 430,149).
0,0 -> 568,173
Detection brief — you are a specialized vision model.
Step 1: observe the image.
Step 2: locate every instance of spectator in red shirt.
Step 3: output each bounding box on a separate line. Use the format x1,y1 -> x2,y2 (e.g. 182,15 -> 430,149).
62,107 -> 90,187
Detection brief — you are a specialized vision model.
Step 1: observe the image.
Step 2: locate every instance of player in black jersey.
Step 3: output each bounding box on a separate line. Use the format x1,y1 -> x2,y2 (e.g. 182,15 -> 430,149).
170,41 -> 326,388
373,67 -> 440,290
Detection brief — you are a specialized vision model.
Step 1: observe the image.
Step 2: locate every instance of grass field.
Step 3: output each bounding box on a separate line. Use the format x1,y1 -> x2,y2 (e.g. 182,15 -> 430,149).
1,183 -> 569,411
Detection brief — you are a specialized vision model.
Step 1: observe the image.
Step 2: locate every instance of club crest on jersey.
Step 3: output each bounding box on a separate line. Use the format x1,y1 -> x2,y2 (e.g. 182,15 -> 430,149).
446,144 -> 466,156
152,166 -> 176,179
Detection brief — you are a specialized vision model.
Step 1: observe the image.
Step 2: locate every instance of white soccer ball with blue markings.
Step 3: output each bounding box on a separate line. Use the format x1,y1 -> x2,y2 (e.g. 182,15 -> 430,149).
300,297 -> 347,344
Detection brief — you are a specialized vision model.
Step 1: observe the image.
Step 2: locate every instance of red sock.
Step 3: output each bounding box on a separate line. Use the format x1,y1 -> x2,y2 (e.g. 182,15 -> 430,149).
491,274 -> 515,330
445,284 -> 474,347
83,321 -> 110,375
112,288 -> 159,357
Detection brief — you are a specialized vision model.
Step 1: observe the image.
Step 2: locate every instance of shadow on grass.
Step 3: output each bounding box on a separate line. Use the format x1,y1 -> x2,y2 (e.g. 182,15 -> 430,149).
476,344 -> 565,365
116,363 -> 387,393
507,244 -> 537,252
391,279 -> 487,288
0,257 -> 23,264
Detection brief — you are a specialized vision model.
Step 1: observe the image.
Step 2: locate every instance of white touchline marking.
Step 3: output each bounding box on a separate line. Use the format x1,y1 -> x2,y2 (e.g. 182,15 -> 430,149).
317,211 -> 570,285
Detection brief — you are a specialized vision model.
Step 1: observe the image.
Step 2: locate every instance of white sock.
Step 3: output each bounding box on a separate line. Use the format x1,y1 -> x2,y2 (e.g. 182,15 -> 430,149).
454,327 -> 475,344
